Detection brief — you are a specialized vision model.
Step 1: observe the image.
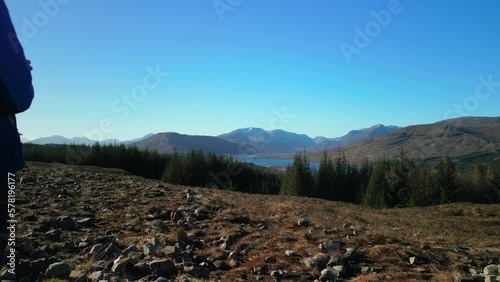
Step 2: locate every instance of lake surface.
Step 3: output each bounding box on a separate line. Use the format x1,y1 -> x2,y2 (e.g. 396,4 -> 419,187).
231,153 -> 320,169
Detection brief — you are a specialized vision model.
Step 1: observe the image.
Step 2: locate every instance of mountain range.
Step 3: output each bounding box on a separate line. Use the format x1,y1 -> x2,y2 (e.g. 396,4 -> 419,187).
308,116 -> 500,166
23,134 -> 154,146
24,124 -> 400,154
24,117 -> 500,166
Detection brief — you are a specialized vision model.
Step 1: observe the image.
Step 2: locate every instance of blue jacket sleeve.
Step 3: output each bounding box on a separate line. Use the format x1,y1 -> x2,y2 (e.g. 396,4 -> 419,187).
0,0 -> 34,114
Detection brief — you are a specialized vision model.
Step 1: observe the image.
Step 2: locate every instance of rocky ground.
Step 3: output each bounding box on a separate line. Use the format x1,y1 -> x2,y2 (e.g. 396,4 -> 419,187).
1,162 -> 499,282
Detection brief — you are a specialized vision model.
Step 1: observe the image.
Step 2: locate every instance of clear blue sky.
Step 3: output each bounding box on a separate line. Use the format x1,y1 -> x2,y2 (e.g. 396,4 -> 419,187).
6,0 -> 500,141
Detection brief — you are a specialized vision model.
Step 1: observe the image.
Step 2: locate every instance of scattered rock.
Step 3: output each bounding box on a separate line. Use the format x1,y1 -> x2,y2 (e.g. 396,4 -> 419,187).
45,229 -> 63,242
285,250 -> 299,257
143,243 -> 156,256
149,259 -> 177,276
320,240 -> 342,252
485,275 -> 498,282
320,268 -> 338,281
298,219 -> 310,227
410,256 -> 417,265
214,260 -> 231,271
264,256 -> 277,264
46,262 -> 72,278
184,266 -> 210,279
304,254 -> 329,269
122,245 -> 140,255
77,217 -> 95,227
112,257 -> 130,273
484,265 -> 499,276
57,216 -> 76,230
103,242 -> 121,257
163,245 -> 181,258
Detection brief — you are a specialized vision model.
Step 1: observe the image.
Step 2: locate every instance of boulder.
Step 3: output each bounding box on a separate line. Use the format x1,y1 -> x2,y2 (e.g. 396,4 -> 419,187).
320,268 -> 338,281
149,259 -> 177,276
320,240 -> 342,252
45,262 -> 72,278
484,265 -> 499,276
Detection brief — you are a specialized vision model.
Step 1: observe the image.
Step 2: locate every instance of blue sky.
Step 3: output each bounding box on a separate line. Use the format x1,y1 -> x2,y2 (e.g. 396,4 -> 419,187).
6,0 -> 500,141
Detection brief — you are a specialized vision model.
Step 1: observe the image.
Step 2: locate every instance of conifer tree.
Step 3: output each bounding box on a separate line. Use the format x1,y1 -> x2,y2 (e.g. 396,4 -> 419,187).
317,151 -> 335,199
362,159 -> 389,208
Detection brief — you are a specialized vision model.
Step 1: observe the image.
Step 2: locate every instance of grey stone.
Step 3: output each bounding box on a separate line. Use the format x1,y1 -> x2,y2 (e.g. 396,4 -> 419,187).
127,251 -> 143,260
332,265 -> 345,275
122,245 -> 140,255
149,259 -> 177,276
162,245 -> 181,258
45,229 -> 63,242
151,237 -> 163,249
112,257 -> 130,273
228,251 -> 239,260
297,219 -> 310,227
57,216 -> 76,230
484,265 -> 499,275
45,262 -> 72,278
264,256 -> 277,264
89,244 -> 105,258
361,266 -> 371,274
320,240 -> 342,252
104,242 -> 121,257
88,271 -> 104,281
485,276 -> 497,282
77,218 -> 95,227
143,243 -> 156,256
214,260 -> 231,271
285,250 -> 299,257
270,270 -> 280,278
184,266 -> 210,279
304,254 -> 329,269
320,268 -> 338,281
410,256 -> 417,265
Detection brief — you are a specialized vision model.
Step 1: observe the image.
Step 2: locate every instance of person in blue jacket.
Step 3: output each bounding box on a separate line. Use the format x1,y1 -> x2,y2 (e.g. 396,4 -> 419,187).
0,0 -> 34,260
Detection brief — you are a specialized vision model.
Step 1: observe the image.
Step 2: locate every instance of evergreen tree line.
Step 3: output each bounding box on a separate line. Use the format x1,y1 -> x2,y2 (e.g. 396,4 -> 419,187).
281,151 -> 500,207
22,143 -> 281,194
23,144 -> 500,207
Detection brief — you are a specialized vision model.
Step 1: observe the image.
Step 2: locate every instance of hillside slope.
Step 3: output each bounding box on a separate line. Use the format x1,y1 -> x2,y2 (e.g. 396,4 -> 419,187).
218,127 -> 317,153
311,117 -> 500,165
10,162 -> 500,281
134,132 -> 240,154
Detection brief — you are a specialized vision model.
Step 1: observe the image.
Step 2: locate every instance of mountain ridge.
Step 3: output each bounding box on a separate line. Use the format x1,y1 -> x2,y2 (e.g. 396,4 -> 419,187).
309,116 -> 500,165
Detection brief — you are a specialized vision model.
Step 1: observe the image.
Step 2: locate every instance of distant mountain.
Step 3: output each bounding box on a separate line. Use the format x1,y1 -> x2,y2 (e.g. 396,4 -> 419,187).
314,124 -> 400,151
30,135 -> 95,145
27,133 -> 154,145
218,127 -> 316,154
123,133 -> 155,145
134,132 -> 240,154
339,124 -> 400,146
313,136 -> 340,144
309,117 -> 500,166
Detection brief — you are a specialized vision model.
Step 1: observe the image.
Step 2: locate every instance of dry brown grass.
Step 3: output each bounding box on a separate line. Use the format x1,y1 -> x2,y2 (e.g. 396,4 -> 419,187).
18,162 -> 500,282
